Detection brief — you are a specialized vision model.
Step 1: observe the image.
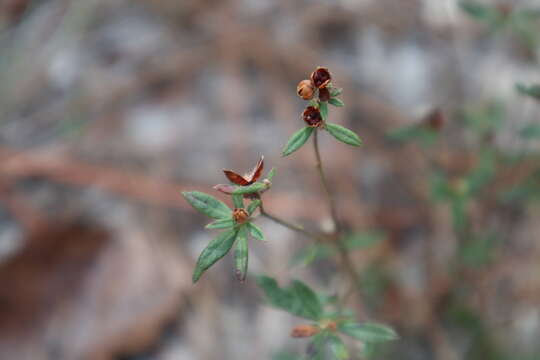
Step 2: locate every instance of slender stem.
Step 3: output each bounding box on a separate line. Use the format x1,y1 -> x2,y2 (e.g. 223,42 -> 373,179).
259,201 -> 321,240
313,129 -> 364,308
313,130 -> 341,233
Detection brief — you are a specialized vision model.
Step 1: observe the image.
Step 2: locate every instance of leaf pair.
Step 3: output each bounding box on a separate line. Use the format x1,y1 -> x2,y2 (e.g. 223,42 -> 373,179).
282,123 -> 362,157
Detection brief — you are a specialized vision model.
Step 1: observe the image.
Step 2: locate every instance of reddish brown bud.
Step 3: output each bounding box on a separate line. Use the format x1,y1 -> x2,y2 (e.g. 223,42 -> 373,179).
310,67 -> 332,89
290,324 -> 320,338
318,87 -> 330,102
233,208 -> 249,224
302,106 -> 323,127
297,79 -> 315,100
424,109 -> 445,131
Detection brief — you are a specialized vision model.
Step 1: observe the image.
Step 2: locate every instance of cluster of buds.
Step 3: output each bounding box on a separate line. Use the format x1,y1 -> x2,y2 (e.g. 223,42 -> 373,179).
296,67 -> 343,128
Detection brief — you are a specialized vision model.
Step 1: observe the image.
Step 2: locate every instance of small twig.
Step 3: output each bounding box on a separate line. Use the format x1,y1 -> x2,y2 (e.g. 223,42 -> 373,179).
313,130 -> 364,309
259,200 -> 322,240
313,130 -> 341,233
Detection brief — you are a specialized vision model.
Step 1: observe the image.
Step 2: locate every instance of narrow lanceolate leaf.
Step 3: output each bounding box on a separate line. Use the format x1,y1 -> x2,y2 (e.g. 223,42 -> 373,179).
182,191 -> 231,219
516,83 -> 540,100
247,199 -> 261,215
247,222 -> 265,241
329,86 -> 343,97
328,98 -> 344,107
232,194 -> 244,209
256,276 -> 323,320
192,229 -> 237,283
266,167 -> 276,181
205,218 -> 235,229
327,334 -> 349,360
338,322 -> 398,343
319,101 -> 328,121
282,126 -> 315,157
234,226 -> 249,282
520,124 -> 540,139
326,123 -> 362,146
233,182 -> 267,195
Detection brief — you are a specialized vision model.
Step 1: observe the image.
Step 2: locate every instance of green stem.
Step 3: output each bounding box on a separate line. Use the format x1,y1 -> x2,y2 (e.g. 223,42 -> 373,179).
259,201 -> 321,240
313,130 -> 341,233
313,129 -> 363,306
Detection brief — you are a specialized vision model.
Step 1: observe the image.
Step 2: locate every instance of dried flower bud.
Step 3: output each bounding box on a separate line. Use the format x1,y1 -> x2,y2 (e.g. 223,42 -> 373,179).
290,324 -> 320,338
310,67 -> 331,89
424,109 -> 445,131
318,87 -> 330,102
297,79 -> 315,100
302,106 -> 323,127
233,208 -> 249,224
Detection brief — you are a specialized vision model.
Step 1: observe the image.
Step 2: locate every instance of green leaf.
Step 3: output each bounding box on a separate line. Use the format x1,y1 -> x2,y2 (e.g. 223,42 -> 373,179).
192,229 -> 237,283
307,332 -> 327,360
343,230 -> 385,250
327,334 -> 349,360
205,218 -> 235,229
326,123 -> 362,146
282,126 -> 315,157
266,167 -> 276,181
308,99 -> 319,107
234,226 -> 249,281
516,83 -> 540,100
248,222 -> 265,241
387,124 -> 438,146
429,172 -> 455,202
256,276 -> 323,320
329,98 -> 345,107
460,232 -> 499,267
520,124 -> 540,139
232,194 -> 244,209
329,86 -> 343,97
233,182 -> 267,195
462,102 -> 504,137
339,322 -> 398,343
459,1 -> 505,27
290,243 -> 333,267
451,196 -> 468,233
182,191 -> 231,219
319,101 -> 329,121
247,199 -> 261,215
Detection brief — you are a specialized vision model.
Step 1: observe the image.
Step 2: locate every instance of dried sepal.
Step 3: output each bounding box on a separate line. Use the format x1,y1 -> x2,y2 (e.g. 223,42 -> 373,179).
291,324 -> 320,338
223,156 -> 264,186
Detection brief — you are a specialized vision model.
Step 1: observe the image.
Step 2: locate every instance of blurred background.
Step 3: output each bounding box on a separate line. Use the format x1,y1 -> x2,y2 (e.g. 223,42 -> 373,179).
0,0 -> 539,359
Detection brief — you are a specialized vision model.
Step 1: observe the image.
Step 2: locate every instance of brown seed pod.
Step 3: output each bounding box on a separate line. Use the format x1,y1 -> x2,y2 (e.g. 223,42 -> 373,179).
297,79 -> 315,100
318,87 -> 330,102
290,324 -> 320,338
310,67 -> 332,89
232,208 -> 249,224
302,106 -> 323,127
